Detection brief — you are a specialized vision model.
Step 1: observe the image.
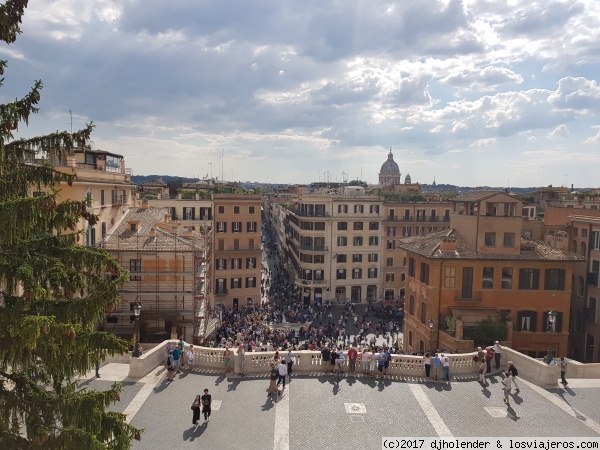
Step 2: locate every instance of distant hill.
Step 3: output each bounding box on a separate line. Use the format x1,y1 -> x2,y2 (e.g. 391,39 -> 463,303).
132,175 -> 200,186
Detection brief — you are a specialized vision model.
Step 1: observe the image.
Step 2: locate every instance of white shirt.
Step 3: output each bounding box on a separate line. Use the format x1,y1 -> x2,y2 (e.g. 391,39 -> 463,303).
442,356 -> 449,367
494,343 -> 502,353
278,363 -> 288,376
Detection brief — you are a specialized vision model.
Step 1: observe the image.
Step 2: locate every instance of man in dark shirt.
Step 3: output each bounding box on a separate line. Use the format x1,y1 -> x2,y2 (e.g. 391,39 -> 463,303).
321,346 -> 331,372
201,388 -> 212,422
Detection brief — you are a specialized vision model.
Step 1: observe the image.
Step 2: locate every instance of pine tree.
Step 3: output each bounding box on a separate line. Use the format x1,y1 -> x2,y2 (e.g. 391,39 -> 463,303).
0,2 -> 142,448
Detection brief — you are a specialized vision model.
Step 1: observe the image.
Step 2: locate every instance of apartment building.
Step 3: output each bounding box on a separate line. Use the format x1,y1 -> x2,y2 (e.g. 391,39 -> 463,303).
382,201 -> 452,301
398,191 -> 585,356
212,194 -> 262,309
100,206 -> 212,343
33,147 -> 134,246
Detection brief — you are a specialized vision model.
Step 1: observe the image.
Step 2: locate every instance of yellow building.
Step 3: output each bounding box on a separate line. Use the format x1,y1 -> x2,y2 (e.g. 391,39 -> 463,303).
398,191 -> 585,357
212,194 -> 262,309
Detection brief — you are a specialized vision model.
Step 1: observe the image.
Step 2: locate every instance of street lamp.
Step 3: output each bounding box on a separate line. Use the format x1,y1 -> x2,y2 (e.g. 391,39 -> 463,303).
132,302 -> 142,357
428,319 -> 435,353
546,310 -> 557,363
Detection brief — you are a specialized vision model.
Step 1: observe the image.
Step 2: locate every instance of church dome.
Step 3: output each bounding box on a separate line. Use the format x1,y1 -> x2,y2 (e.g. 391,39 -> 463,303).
380,149 -> 400,174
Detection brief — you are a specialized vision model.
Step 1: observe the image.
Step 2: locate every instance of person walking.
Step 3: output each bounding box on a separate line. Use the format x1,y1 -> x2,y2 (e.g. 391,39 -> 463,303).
501,372 -> 512,406
201,389 -> 212,422
478,360 -> 487,385
277,360 -> 288,394
507,361 -> 520,393
95,358 -> 101,378
268,362 -> 279,397
191,394 -> 201,427
493,341 -> 502,370
559,357 -> 568,386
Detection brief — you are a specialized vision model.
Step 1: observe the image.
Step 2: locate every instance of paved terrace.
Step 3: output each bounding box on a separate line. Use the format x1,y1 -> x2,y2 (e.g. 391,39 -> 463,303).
82,344 -> 600,450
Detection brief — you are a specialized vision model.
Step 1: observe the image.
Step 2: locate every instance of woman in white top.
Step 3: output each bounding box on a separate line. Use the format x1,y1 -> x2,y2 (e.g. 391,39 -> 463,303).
361,348 -> 371,373
501,371 -> 512,406
369,349 -> 378,375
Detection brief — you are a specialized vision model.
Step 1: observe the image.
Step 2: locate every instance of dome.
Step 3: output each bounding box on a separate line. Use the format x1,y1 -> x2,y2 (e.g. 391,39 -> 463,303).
380,149 -> 400,174
404,173 -> 411,184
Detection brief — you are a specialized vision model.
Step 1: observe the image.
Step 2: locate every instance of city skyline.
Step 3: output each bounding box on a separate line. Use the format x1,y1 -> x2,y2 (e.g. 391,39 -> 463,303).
7,0 -> 600,187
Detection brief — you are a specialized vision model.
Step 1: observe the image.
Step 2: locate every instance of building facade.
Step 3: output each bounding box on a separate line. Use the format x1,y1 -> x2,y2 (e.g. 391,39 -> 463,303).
398,191 -> 585,356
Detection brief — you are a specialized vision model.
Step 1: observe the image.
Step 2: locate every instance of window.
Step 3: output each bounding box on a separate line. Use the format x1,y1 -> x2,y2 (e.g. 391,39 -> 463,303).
408,258 -> 415,277
368,268 -> 378,278
249,206 -> 255,214
484,232 -> 496,247
593,231 -> 600,250
461,267 -> 473,299
387,240 -> 395,250
129,259 -> 141,281
408,330 -> 413,347
218,206 -> 225,214
217,239 -> 225,251
100,189 -> 105,206
337,269 -> 346,279
386,257 -> 393,267
217,221 -> 227,233
581,242 -> 587,256
354,222 -> 363,230
231,278 -> 241,289
582,229 -> 588,238
101,222 -> 106,239
232,221 -> 242,233
337,236 -> 347,246
300,253 -> 313,263
573,228 -> 578,237
543,311 -> 563,332
368,253 -> 378,262
588,298 -> 597,324
352,268 -> 362,279
200,207 -> 212,220
444,266 -> 456,288
544,269 -> 566,290
338,204 -> 348,213
338,222 -> 348,230
315,222 -> 325,231
370,204 -> 380,214
246,277 -> 256,288
233,239 -> 240,250
314,270 -> 324,281
421,303 -> 427,324
386,273 -> 395,282
337,254 -> 347,263
249,238 -> 255,250
369,236 -> 379,246
111,189 -> 117,204
354,204 -> 364,213
216,279 -> 226,295
501,267 -> 513,289
217,258 -> 226,270
519,268 -> 539,290
353,236 -> 363,246
517,311 -> 537,331
409,296 -> 415,315
183,207 -> 195,220
387,226 -> 396,237
246,257 -> 256,269
314,255 -> 324,264
353,254 -> 362,263
482,267 -> 494,289
232,258 -> 242,270
420,263 -> 429,284
247,221 -> 257,232
503,232 -> 515,247
234,206 -> 240,214
369,222 -> 379,230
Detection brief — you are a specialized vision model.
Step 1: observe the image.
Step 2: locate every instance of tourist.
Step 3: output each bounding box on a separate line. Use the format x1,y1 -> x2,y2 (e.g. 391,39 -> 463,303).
277,359 -> 288,394
191,394 -> 201,427
361,347 -> 370,374
237,344 -> 246,377
493,341 -> 502,369
383,347 -> 391,376
377,348 -> 386,379
186,345 -> 195,369
321,345 -> 331,372
423,352 -> 431,379
369,349 -> 378,376
172,345 -> 182,373
432,353 -> 441,380
347,345 -> 358,374
501,371 -> 512,406
166,350 -> 175,382
485,347 -> 494,373
201,388 -> 212,422
559,357 -> 568,386
507,361 -> 519,393
268,363 -> 278,397
285,348 -> 295,378
441,354 -> 450,382
223,346 -> 232,374
478,360 -> 487,385
335,348 -> 345,381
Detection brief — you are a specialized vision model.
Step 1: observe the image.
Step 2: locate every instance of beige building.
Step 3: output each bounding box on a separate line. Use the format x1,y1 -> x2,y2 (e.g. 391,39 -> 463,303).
212,194 -> 262,309
100,206 -> 212,343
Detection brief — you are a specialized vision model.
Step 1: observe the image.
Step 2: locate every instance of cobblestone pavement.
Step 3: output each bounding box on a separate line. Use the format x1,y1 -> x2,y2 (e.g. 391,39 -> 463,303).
82,364 -> 600,450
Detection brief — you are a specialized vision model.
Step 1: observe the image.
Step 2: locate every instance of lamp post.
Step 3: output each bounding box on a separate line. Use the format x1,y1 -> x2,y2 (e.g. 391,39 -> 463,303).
132,302 -> 142,357
429,319 -> 435,353
547,310 -> 557,363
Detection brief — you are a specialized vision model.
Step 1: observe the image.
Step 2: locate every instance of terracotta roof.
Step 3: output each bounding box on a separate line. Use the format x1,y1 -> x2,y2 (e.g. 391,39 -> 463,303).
397,229 -> 586,261
453,190 -> 511,202
102,207 -> 208,252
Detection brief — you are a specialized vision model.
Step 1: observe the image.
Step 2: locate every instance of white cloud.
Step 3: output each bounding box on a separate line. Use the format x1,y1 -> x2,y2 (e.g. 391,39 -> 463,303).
546,124 -> 570,140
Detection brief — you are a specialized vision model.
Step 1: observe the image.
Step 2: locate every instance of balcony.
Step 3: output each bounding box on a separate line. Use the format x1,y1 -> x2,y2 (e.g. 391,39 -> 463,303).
299,245 -> 328,252
294,277 -> 328,287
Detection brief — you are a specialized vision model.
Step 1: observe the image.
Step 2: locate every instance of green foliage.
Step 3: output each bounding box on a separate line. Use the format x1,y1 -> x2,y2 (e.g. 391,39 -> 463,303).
0,2 -> 141,448
445,314 -> 457,335
462,317 -> 508,346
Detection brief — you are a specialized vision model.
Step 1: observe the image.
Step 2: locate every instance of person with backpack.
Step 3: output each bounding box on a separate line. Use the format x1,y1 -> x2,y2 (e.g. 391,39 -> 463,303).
201,388 -> 212,422
506,360 -> 520,392
166,350 -> 175,382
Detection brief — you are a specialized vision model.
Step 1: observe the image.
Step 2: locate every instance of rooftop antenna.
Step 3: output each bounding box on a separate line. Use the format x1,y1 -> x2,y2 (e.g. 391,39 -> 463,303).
69,109 -> 73,133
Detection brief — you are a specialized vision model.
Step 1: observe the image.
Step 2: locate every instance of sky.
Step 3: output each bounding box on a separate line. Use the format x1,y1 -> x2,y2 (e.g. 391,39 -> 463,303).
3,0 -> 600,187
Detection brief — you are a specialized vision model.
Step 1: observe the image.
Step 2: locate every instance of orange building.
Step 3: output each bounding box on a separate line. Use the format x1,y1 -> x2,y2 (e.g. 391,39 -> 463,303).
398,191 -> 585,357
212,194 -> 262,309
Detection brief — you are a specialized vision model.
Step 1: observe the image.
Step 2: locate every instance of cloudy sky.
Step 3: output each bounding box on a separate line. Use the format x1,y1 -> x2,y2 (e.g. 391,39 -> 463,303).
4,0 -> 600,187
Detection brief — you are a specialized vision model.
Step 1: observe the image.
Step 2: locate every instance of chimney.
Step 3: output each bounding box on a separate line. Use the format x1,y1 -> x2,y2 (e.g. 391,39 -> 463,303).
141,199 -> 149,209
441,235 -> 457,252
